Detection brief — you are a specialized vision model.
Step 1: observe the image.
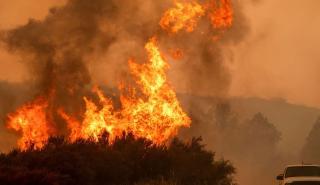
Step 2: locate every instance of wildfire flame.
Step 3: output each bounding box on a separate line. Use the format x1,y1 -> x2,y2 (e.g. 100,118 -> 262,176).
208,0 -> 233,29
160,0 -> 233,33
7,38 -> 190,150
61,38 -> 191,144
160,1 -> 205,33
6,0 -> 234,150
7,98 -> 52,150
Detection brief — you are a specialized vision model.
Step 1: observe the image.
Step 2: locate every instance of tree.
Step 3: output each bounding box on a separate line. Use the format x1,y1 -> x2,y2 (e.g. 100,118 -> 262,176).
301,117 -> 320,163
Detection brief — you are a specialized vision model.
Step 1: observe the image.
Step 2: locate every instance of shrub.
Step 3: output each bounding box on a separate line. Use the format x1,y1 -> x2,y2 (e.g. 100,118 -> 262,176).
0,133 -> 235,185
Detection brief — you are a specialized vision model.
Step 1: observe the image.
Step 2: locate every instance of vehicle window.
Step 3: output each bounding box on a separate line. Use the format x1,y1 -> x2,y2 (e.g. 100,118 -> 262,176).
285,166 -> 320,178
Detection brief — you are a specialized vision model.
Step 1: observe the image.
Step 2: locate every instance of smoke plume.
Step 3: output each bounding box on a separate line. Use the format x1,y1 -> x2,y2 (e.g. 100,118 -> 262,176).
0,0 -> 251,133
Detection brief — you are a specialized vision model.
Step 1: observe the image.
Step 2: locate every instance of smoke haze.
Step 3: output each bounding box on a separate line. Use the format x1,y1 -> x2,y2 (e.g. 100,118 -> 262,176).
1,0 -> 320,107
229,0 -> 320,108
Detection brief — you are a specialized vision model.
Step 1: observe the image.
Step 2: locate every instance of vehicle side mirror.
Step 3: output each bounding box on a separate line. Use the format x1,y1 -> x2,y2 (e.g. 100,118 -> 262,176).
276,174 -> 284,180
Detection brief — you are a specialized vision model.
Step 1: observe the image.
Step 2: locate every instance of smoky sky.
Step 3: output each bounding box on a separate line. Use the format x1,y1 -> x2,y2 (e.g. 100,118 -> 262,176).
229,0 -> 320,108
1,0 -> 319,109
0,0 -> 251,120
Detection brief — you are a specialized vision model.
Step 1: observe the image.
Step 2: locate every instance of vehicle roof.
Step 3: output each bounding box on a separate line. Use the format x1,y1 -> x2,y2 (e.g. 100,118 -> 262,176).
286,164 -> 320,168
285,176 -> 320,183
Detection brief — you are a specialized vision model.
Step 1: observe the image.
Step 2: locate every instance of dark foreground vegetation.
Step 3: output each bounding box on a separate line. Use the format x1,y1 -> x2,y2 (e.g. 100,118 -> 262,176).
0,133 -> 235,185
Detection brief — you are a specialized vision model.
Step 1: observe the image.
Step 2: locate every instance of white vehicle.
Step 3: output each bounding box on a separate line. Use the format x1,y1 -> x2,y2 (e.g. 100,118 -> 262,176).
277,165 -> 320,185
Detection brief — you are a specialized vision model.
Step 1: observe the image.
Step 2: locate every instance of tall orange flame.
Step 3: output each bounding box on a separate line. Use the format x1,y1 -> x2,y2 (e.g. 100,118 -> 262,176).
6,0 -> 234,150
7,98 -> 52,150
60,37 -> 190,144
123,38 -> 191,143
8,38 -> 190,150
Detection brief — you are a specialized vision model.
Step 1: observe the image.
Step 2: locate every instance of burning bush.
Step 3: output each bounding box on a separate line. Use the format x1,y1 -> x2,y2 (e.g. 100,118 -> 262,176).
0,133 -> 235,185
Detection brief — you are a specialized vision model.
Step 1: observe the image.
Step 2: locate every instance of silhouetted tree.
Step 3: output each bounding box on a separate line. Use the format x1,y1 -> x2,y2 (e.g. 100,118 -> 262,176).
301,117 -> 320,163
242,113 -> 281,155
189,103 -> 282,185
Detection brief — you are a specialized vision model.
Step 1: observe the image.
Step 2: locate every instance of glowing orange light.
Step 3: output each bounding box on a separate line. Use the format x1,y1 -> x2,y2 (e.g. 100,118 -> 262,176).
60,38 -> 191,145
7,98 -> 52,150
160,1 -> 205,33
208,0 -> 233,29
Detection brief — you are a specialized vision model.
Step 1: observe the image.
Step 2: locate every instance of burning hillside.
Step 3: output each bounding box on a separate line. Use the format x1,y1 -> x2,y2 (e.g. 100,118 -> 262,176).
3,0 -> 234,150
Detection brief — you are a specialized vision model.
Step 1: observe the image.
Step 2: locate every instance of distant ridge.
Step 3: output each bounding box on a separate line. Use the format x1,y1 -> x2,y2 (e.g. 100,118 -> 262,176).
178,93 -> 320,155
230,97 -> 320,154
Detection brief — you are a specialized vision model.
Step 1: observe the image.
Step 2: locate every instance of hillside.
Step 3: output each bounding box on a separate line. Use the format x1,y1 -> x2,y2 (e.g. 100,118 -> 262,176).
178,95 -> 320,155
230,97 -> 320,154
